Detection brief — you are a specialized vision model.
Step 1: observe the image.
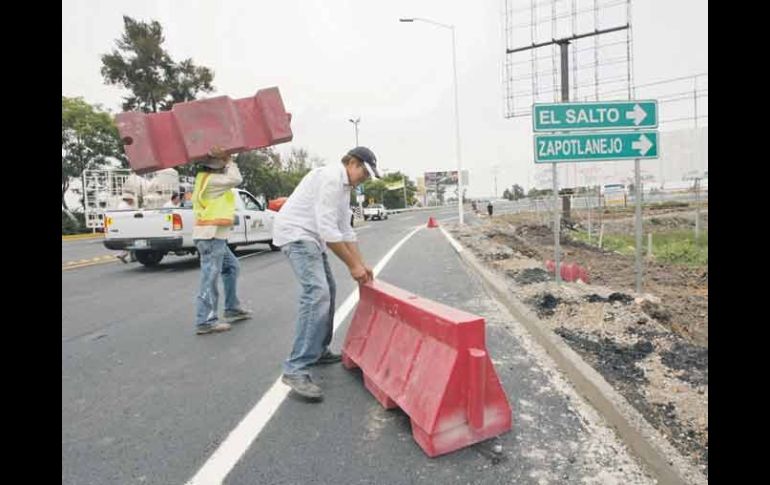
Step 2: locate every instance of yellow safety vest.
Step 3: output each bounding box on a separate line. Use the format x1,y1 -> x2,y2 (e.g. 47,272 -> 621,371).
193,173 -> 236,226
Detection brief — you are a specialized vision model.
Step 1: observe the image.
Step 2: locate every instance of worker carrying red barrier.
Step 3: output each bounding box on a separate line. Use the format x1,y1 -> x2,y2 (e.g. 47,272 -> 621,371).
115,87 -> 293,174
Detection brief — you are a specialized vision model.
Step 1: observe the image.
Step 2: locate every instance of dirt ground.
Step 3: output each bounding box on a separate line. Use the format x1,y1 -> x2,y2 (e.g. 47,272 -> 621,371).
501,206 -> 708,345
448,204 -> 708,477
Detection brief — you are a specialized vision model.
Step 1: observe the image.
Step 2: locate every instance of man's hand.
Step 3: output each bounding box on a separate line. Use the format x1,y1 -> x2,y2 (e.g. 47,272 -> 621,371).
208,146 -> 229,161
328,241 -> 372,284
350,264 -> 371,284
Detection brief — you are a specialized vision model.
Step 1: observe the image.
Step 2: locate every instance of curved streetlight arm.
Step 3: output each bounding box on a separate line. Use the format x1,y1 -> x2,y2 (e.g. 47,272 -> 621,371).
399,16 -> 463,224
400,17 -> 453,30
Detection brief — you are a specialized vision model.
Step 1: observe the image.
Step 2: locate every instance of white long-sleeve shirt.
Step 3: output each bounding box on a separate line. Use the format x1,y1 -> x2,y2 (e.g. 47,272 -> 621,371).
272,163 -> 357,250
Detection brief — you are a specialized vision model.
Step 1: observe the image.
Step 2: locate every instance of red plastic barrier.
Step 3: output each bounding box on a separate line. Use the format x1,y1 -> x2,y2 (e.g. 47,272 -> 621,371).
115,87 -> 293,174
342,280 -> 512,457
544,260 -> 590,283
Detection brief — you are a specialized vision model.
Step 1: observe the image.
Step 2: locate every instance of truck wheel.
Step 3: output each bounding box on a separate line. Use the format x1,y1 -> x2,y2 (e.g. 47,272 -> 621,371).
135,250 -> 164,267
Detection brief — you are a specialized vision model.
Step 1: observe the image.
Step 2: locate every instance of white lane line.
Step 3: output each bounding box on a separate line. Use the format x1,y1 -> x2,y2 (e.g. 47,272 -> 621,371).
236,249 -> 271,260
185,225 -> 423,485
439,226 -> 464,253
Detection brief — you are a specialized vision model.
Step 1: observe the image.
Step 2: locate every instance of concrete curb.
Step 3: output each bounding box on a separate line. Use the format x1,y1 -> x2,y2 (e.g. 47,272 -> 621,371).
440,226 -> 706,485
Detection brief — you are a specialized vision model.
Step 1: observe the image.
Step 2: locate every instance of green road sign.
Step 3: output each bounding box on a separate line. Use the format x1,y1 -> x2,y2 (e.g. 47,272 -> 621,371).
534,131 -> 659,163
533,100 -> 658,132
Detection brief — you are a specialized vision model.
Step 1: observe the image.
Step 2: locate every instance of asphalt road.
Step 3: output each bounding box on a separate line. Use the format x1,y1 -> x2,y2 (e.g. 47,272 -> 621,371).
62,206 -> 652,484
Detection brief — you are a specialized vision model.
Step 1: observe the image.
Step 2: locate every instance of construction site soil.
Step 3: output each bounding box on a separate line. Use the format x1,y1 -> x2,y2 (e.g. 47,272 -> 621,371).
448,205 -> 708,477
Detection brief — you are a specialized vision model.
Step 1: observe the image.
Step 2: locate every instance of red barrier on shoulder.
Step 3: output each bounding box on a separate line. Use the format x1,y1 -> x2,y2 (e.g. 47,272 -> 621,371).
342,280 -> 512,457
544,260 -> 590,283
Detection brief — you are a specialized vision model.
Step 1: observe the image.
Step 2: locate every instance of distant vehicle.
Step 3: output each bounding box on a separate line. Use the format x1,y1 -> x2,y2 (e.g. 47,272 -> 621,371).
363,204 -> 388,221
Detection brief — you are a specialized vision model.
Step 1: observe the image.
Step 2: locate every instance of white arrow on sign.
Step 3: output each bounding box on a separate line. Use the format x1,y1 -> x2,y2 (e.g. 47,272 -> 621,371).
631,134 -> 653,156
625,104 -> 647,126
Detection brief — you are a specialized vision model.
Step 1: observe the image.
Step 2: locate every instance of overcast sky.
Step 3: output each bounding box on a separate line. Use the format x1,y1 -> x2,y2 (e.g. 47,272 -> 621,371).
62,0 -> 708,196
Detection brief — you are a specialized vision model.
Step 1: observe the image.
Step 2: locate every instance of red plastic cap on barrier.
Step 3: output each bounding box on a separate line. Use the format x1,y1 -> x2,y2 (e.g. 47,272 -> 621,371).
427,216 -> 439,228
115,87 -> 293,174
342,280 -> 512,457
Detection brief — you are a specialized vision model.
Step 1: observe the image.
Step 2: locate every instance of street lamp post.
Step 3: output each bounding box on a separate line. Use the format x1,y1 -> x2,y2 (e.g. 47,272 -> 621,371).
348,117 -> 360,146
400,17 -> 464,225
349,117 -> 363,222
402,175 -> 408,208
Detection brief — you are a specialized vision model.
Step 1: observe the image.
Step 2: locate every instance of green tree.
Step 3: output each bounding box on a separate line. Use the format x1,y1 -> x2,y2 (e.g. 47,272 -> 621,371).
235,149 -> 275,199
502,188 -> 512,200
527,187 -> 553,198
382,171 -> 416,209
280,148 -> 315,194
512,184 -> 525,200
62,97 -> 125,211
235,147 -> 315,201
101,16 -> 214,113
361,179 -> 386,206
360,171 -> 416,208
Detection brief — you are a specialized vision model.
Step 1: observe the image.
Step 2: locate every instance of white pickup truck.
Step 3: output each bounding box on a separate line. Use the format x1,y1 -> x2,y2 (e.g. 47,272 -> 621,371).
103,189 -> 279,266
363,204 -> 388,221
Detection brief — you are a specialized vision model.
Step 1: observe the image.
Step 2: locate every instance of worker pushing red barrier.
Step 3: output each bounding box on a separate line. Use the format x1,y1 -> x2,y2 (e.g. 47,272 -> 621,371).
342,280 -> 512,457
115,86 -> 293,174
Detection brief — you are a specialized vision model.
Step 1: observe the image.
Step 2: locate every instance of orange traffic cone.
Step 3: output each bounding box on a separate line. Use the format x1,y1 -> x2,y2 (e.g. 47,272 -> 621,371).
427,216 -> 439,228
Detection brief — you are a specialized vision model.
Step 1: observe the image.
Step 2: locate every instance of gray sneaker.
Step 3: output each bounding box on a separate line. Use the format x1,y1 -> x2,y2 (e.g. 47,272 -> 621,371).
282,374 -> 323,400
196,322 -> 232,335
224,308 -> 253,323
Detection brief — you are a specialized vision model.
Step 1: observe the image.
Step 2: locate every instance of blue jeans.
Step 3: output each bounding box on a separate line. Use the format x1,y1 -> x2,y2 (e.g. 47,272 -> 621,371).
194,239 -> 241,328
282,240 -> 336,376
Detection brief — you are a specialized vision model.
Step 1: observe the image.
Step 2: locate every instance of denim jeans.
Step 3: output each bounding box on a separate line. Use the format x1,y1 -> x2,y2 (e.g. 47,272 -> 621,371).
282,240 -> 336,376
194,238 -> 241,328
